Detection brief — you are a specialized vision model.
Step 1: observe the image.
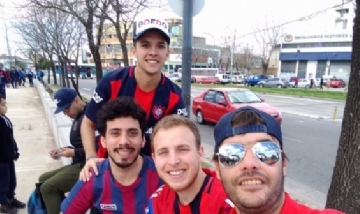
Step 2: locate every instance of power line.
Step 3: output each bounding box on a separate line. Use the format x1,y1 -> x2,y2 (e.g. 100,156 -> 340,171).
213,0 -> 353,47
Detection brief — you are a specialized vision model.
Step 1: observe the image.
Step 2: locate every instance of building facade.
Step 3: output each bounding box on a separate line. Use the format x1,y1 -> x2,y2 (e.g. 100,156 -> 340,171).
97,18 -> 221,71
278,3 -> 354,82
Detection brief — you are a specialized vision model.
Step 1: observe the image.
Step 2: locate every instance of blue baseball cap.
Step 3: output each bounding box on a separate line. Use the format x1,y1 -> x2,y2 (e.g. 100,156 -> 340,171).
214,106 -> 283,152
133,18 -> 170,44
53,88 -> 77,114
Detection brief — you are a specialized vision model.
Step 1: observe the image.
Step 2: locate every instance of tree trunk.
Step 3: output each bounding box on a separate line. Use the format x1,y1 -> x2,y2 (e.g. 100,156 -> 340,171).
325,2 -> 360,213
47,67 -> 50,84
50,59 -> 57,85
85,15 -> 104,83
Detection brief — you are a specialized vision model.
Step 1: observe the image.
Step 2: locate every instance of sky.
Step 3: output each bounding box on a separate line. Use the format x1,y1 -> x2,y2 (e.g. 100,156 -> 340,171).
0,0 -> 354,57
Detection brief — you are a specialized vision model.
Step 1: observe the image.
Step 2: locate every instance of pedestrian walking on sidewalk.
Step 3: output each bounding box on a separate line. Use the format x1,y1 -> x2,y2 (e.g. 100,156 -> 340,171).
0,93 -> 26,214
0,68 -> 8,99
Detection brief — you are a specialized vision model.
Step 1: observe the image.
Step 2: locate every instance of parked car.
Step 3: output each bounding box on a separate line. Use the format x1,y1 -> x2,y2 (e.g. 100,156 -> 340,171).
327,78 -> 346,88
197,76 -> 221,84
192,88 -> 282,124
168,72 -> 182,82
258,77 -> 290,88
289,79 -> 320,88
245,74 -> 268,86
231,75 -> 244,84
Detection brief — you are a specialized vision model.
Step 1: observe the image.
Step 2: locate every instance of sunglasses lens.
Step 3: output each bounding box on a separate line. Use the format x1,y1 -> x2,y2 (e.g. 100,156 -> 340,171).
218,144 -> 246,167
252,141 -> 281,165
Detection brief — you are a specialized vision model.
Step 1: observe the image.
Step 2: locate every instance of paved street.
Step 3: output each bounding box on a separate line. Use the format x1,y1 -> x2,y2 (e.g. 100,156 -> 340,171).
72,78 -> 346,121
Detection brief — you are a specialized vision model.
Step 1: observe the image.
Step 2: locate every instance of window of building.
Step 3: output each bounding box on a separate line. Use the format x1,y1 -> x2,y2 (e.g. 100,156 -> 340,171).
315,61 -> 326,78
329,61 -> 350,82
280,61 -> 296,78
297,61 -> 308,78
282,42 -> 352,49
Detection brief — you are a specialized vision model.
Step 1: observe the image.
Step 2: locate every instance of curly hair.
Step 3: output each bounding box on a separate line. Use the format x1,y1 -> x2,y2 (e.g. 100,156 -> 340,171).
96,97 -> 147,137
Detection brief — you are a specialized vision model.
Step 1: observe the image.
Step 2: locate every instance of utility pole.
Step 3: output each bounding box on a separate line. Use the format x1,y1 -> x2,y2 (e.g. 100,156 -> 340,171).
230,29 -> 236,76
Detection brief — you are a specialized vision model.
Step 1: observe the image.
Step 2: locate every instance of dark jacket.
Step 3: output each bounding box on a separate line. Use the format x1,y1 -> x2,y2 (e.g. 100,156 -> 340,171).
0,114 -> 19,162
69,105 -> 87,165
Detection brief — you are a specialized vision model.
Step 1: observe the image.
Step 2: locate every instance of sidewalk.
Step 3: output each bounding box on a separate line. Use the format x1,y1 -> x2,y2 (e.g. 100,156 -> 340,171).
4,86 -> 62,214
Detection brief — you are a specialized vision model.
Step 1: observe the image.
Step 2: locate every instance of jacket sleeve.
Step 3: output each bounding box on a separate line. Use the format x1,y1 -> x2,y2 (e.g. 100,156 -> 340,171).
0,118 -> 7,152
74,148 -> 86,159
61,178 -> 94,213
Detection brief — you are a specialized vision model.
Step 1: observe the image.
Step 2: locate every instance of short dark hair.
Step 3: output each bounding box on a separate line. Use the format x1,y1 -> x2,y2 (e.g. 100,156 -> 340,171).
0,93 -> 4,100
96,97 -> 147,137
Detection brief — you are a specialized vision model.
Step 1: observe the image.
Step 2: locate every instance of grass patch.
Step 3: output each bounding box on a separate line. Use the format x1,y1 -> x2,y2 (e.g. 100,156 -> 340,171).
181,83 -> 347,100
201,161 -> 213,169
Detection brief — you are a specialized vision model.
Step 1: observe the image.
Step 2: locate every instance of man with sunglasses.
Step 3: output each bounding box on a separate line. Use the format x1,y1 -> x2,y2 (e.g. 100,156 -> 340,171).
37,88 -> 88,214
213,106 -> 344,214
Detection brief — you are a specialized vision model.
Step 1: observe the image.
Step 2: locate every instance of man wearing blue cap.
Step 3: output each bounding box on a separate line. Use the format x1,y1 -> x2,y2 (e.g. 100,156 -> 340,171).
37,88 -> 88,214
80,17 -> 187,181
212,106 -> 343,214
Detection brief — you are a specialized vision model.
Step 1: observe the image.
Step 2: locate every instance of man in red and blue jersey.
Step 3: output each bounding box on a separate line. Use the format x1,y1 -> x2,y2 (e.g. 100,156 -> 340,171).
61,97 -> 163,214
80,17 -> 187,176
146,115 -> 234,214
212,107 -> 343,214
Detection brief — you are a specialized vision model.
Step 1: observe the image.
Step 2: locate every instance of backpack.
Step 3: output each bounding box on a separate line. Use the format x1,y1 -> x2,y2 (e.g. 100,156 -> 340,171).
27,182 -> 66,214
27,190 -> 47,214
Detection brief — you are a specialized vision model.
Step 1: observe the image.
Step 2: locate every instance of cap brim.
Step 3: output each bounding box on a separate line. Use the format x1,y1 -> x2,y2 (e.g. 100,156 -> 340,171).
54,106 -> 66,114
134,28 -> 170,44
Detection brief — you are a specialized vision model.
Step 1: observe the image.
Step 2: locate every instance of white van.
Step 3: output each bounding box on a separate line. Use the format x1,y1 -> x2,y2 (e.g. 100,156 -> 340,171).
215,74 -> 231,84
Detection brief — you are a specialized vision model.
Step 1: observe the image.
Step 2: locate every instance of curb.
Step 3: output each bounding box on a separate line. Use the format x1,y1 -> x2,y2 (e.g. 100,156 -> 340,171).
34,81 -> 74,166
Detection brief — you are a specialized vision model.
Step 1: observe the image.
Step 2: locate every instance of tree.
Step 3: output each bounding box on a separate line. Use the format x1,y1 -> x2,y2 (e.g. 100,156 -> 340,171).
192,47 -> 204,67
98,0 -> 166,66
253,20 -> 281,75
325,1 -> 360,213
11,6 -> 58,85
12,5 -> 87,98
28,0 -> 111,83
234,44 -> 255,74
219,27 -> 235,71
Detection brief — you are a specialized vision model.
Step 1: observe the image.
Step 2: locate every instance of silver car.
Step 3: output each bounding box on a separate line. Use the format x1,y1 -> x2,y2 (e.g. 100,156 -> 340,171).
258,77 -> 290,88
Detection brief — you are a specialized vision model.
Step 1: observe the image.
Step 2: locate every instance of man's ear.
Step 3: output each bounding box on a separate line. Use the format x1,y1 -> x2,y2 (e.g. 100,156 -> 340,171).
213,160 -> 221,180
100,136 -> 106,148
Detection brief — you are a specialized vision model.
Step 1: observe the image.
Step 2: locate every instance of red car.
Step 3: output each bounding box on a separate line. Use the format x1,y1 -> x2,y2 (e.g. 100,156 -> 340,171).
197,76 -> 220,84
192,88 -> 282,124
326,78 -> 346,88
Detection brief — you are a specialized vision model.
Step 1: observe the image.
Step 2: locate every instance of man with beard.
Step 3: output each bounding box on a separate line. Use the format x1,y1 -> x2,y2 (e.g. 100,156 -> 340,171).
80,17 -> 187,176
61,97 -> 163,214
212,106 -> 343,214
146,115 -> 233,214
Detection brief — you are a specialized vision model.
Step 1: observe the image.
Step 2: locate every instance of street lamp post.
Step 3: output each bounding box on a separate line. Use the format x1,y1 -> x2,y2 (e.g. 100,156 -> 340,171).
203,32 -> 220,68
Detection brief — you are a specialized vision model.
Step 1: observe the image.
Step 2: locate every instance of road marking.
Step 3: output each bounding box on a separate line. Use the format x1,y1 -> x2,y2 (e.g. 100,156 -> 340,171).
82,88 -> 91,91
283,136 -> 302,143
